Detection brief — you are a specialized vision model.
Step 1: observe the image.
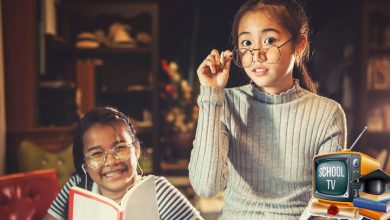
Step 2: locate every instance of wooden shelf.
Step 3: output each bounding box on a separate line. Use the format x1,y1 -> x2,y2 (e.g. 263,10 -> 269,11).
160,160 -> 189,175
369,48 -> 390,55
26,125 -> 76,133
367,131 -> 390,136
358,1 -> 390,154
367,90 -> 390,98
367,89 -> 390,94
101,86 -> 152,94
364,132 -> 390,148
75,47 -> 151,57
3,0 -> 161,174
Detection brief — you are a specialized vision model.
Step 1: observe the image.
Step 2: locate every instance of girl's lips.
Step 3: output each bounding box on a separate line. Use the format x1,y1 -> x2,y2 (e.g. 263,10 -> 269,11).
102,168 -> 128,179
252,68 -> 267,76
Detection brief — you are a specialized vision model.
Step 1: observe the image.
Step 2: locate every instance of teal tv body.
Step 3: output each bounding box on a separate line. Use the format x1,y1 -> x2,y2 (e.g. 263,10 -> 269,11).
313,154 -> 361,202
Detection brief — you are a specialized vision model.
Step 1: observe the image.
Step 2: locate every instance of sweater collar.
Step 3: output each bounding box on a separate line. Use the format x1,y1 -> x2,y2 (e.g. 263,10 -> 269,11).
240,79 -> 307,104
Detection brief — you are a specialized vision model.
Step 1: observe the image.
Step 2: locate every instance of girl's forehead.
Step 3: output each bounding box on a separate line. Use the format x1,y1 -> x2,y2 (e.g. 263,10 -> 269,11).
238,10 -> 282,30
84,123 -> 135,143
238,10 -> 287,36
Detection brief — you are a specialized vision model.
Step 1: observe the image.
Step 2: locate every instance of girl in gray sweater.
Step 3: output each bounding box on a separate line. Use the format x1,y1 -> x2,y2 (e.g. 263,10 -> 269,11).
189,0 -> 346,219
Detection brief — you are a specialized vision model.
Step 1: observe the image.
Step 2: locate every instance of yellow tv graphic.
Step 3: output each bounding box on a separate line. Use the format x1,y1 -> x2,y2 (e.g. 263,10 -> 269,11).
312,149 -> 380,204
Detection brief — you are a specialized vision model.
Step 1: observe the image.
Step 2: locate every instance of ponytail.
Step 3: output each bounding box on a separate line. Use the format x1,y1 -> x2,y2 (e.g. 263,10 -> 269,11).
296,62 -> 317,94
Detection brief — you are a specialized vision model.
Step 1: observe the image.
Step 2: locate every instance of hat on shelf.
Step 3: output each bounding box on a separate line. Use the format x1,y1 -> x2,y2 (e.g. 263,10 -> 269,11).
75,32 -> 100,49
93,29 -> 108,46
356,169 -> 390,195
107,22 -> 136,48
136,32 -> 152,45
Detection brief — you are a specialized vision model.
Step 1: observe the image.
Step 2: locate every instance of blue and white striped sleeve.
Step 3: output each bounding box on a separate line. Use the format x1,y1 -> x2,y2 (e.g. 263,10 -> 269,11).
47,174 -> 80,220
155,176 -> 203,220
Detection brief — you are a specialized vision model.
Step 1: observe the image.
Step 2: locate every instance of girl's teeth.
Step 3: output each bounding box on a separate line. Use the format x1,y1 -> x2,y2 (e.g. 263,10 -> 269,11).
104,170 -> 121,177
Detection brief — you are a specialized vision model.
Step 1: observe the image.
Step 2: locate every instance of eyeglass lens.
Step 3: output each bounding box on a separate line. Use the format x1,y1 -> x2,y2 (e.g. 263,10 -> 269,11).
85,143 -> 133,169
233,45 -> 281,68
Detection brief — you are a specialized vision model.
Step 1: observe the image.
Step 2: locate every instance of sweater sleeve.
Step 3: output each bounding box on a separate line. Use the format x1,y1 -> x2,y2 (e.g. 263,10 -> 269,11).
188,86 -> 230,198
317,103 -> 347,155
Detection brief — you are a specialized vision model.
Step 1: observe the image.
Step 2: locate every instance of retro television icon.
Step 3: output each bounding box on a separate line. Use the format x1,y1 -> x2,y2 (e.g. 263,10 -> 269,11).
312,127 -> 380,203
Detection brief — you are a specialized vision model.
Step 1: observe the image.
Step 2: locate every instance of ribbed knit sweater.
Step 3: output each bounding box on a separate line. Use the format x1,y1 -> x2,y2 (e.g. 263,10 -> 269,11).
188,81 -> 347,219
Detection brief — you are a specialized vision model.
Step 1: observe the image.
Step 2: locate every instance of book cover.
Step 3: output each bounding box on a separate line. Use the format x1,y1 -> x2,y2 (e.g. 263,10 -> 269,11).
353,197 -> 390,213
359,190 -> 390,201
358,207 -> 390,220
68,175 -> 160,220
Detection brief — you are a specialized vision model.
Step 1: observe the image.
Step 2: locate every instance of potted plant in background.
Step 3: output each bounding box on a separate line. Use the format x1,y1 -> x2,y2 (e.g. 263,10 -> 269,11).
159,59 -> 199,162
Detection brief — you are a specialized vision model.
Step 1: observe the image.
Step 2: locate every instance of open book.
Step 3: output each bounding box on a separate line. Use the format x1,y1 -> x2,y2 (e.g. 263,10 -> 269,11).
68,175 -> 160,220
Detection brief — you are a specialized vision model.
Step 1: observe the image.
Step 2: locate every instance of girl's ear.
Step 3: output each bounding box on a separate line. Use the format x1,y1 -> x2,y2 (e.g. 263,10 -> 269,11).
135,145 -> 141,159
295,34 -> 308,57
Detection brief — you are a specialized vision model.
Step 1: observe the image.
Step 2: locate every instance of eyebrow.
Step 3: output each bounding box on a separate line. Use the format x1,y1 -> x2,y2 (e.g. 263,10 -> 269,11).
85,140 -> 127,152
238,28 -> 281,38
86,145 -> 103,153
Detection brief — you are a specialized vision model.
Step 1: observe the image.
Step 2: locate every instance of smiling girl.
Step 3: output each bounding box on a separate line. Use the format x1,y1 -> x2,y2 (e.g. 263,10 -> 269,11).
189,0 -> 347,219
45,107 -> 202,220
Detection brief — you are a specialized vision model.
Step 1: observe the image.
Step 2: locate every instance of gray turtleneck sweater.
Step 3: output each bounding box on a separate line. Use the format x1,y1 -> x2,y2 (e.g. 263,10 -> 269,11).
189,81 -> 347,219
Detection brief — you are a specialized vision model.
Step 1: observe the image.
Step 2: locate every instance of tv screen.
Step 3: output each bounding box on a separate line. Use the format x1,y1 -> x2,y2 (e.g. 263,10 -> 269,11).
315,160 -> 348,196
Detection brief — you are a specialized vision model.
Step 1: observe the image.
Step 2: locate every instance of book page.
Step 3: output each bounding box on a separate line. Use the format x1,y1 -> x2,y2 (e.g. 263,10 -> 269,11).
69,187 -> 122,220
121,175 -> 160,220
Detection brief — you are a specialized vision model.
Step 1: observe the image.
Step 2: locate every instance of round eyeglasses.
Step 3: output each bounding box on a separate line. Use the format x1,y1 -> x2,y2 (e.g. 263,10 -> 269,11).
232,38 -> 293,68
84,142 -> 137,169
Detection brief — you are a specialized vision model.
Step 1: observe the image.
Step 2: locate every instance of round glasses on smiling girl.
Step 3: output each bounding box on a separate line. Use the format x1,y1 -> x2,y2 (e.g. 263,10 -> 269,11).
84,142 -> 137,169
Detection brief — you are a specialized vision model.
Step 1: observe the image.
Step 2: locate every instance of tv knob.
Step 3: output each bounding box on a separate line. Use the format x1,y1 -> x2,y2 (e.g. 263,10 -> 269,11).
353,159 -> 359,167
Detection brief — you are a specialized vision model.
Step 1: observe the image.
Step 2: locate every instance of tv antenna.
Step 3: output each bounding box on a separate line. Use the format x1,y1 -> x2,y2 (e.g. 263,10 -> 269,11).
330,135 -> 343,151
349,126 -> 368,151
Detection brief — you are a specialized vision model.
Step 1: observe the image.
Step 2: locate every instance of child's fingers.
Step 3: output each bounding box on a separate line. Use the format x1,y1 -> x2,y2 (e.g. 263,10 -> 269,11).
210,49 -> 221,68
224,50 -> 233,60
203,56 -> 217,74
220,51 -> 225,67
220,50 -> 233,69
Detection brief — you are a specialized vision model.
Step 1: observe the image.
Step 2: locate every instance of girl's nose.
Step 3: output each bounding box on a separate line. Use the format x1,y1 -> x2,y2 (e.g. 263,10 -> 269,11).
104,151 -> 119,166
253,49 -> 267,63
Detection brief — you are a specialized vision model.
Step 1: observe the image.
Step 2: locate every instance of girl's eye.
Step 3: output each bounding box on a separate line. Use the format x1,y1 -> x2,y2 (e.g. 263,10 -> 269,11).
87,150 -> 104,158
264,37 -> 276,45
241,40 -> 252,47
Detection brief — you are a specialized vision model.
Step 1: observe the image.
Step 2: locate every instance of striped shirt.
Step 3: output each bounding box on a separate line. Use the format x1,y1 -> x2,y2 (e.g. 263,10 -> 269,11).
48,174 -> 202,220
189,81 -> 347,219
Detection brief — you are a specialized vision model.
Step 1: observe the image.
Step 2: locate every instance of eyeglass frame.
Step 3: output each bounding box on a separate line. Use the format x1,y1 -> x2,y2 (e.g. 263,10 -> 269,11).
232,38 -> 294,68
84,141 -> 138,169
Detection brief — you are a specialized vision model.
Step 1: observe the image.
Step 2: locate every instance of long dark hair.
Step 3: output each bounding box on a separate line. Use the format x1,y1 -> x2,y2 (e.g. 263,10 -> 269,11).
230,0 -> 317,93
73,106 -> 138,176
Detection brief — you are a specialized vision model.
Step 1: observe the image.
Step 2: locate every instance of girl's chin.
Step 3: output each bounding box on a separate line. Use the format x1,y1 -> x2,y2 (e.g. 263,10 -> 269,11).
101,173 -> 135,191
251,79 -> 269,88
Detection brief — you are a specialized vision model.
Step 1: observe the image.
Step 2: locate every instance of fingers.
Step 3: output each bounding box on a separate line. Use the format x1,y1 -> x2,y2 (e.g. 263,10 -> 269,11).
221,50 -> 233,63
210,49 -> 220,68
198,49 -> 232,75
221,50 -> 233,70
220,51 -> 225,67
198,49 -> 220,74
197,49 -> 232,88
204,56 -> 216,74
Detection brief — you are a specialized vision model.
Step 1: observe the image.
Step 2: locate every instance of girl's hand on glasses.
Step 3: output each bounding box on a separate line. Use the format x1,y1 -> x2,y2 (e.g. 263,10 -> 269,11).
197,49 -> 233,89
